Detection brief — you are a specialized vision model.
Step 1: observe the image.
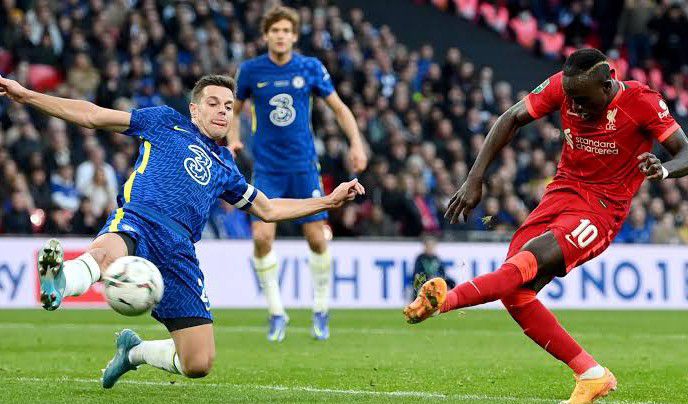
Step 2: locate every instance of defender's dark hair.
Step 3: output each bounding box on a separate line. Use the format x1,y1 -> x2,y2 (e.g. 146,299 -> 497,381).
191,75 -> 235,102
261,6 -> 300,34
563,48 -> 611,80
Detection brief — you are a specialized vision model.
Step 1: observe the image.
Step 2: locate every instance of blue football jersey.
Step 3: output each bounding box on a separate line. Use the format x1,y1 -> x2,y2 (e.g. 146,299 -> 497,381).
111,106 -> 258,242
236,53 -> 335,173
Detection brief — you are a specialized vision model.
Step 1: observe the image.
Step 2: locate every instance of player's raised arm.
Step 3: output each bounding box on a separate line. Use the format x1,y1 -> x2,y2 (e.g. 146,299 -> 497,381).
638,128 -> 688,180
248,179 -> 365,223
445,99 -> 535,224
324,92 -> 368,173
0,75 -> 130,132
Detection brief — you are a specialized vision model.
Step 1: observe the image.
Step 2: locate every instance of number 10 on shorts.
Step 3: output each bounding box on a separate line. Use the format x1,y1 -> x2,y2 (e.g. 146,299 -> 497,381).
565,219 -> 598,248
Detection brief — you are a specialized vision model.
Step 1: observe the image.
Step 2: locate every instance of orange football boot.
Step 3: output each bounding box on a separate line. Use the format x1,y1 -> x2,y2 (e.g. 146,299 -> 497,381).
562,368 -> 617,404
403,277 -> 447,324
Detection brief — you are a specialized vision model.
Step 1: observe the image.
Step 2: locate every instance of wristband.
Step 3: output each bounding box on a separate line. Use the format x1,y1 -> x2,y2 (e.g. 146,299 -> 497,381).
661,165 -> 669,180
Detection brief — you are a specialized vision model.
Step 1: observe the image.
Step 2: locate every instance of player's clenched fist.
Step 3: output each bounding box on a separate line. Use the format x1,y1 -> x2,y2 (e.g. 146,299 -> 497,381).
445,176 -> 482,224
327,178 -> 365,208
637,152 -> 665,181
0,75 -> 29,104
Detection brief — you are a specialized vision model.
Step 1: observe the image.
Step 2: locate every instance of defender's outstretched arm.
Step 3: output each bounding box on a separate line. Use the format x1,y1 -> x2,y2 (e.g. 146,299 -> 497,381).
249,179 -> 364,222
0,75 -> 131,133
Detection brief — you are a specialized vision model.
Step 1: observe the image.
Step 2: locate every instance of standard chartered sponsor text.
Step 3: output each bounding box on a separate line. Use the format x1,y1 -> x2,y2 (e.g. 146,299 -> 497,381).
575,137 -> 619,155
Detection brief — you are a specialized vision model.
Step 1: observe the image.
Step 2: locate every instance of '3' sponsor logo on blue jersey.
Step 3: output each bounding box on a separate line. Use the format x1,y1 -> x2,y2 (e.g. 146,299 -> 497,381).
184,145 -> 212,186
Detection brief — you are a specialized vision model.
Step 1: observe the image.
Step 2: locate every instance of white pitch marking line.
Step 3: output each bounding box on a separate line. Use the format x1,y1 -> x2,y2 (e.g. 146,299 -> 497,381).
0,376 -> 677,404
2,322 -> 686,341
0,376 -> 547,402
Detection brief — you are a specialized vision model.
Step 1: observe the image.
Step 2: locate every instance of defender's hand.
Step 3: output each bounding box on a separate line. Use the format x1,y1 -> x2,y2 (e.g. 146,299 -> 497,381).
445,177 -> 483,224
637,152 -> 664,181
0,75 -> 30,104
229,140 -> 244,158
348,142 -> 368,173
327,178 -> 365,208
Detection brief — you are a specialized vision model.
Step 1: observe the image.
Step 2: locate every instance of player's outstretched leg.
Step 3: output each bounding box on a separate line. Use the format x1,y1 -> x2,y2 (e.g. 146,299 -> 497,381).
403,250 -> 537,323
502,289 -> 616,403
39,234 -> 125,311
103,324 -> 215,388
102,331 -> 184,388
405,233 -> 563,323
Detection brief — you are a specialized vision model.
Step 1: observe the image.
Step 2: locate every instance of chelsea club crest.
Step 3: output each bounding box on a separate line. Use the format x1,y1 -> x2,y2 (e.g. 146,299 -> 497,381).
292,76 -> 305,89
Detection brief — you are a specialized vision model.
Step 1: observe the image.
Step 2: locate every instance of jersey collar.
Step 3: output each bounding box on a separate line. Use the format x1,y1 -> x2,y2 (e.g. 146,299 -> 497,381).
607,80 -> 625,109
191,123 -> 222,153
265,52 -> 297,68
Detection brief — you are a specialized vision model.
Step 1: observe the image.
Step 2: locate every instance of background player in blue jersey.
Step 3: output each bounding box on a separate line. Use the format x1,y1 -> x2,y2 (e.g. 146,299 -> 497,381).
0,74 -> 364,387
229,6 -> 368,342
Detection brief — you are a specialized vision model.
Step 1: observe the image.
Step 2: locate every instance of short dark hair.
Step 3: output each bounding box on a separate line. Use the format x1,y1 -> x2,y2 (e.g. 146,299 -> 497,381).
190,75 -> 235,102
261,5 -> 300,34
563,48 -> 610,80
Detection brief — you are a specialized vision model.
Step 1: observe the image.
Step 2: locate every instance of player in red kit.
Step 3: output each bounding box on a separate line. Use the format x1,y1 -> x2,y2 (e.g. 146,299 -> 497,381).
404,48 -> 688,403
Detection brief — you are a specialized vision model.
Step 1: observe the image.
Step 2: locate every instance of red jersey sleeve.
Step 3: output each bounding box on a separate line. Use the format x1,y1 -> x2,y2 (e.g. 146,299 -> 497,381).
524,71 -> 565,119
633,88 -> 680,143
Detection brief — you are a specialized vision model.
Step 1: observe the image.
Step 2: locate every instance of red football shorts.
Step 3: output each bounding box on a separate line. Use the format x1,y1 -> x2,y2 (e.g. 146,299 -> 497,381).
507,187 -> 626,275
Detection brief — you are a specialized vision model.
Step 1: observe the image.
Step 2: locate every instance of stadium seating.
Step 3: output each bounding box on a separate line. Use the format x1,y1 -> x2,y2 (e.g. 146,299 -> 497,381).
0,0 -> 686,244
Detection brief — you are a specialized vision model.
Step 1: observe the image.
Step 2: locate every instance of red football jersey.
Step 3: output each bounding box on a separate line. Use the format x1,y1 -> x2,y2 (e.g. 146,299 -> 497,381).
525,71 -> 680,210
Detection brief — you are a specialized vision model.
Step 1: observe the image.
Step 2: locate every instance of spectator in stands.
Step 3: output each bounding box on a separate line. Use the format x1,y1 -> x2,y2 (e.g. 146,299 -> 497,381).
616,204 -> 653,243
615,0 -> 655,68
96,60 -> 129,109
29,168 -> 52,210
44,117 -> 72,172
10,119 -> 42,173
160,76 -> 189,116
3,191 -> 32,234
411,234 -> 455,299
360,204 -> 397,237
649,3 -> 688,76
510,10 -> 538,50
81,166 -> 117,218
592,0 -> 625,52
559,0 -> 594,47
27,31 -> 60,65
43,207 -> 72,235
652,213 -> 680,244
538,23 -> 565,60
50,163 -> 79,213
75,145 -> 117,197
71,197 -> 103,235
480,0 -> 509,35
67,52 -> 101,99
0,0 -> 686,244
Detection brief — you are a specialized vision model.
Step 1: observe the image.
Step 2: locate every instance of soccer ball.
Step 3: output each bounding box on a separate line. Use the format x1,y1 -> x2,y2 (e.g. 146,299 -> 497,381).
104,256 -> 164,316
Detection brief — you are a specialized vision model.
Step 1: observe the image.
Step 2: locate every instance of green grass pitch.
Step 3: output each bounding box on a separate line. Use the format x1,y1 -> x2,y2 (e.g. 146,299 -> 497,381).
0,309 -> 686,403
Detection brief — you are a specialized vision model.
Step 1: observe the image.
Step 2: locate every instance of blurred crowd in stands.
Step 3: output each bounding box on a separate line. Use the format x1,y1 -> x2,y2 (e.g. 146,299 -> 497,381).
0,0 -> 686,244
430,0 -> 688,120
